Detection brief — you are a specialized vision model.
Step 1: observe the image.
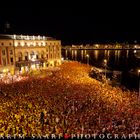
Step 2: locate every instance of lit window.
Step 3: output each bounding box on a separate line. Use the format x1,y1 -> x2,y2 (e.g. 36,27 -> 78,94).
13,35 -> 16,39
15,42 -> 18,47
43,36 -> 45,40
27,43 -> 30,46
38,35 -> 40,40
30,42 -> 33,46
26,36 -> 29,40
21,42 -> 24,46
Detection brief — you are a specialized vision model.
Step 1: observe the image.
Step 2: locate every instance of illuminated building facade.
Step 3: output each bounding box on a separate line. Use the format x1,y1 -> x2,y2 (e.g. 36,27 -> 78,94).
0,34 -> 61,74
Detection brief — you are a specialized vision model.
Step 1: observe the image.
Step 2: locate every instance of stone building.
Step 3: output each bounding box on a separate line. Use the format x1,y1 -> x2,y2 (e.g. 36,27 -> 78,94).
0,34 -> 61,74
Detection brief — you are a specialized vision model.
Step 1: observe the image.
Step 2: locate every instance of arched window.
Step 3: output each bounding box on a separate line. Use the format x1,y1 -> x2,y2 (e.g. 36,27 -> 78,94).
41,51 -> 44,59
24,52 -> 28,61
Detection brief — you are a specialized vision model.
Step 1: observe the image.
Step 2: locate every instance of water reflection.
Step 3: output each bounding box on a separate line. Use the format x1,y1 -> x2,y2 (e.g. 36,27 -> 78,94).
104,50 -> 107,58
74,50 -> 77,61
62,49 -> 140,90
84,50 -> 87,59
107,50 -> 110,62
126,50 -> 129,58
65,50 -> 68,58
94,50 -> 99,60
81,50 -> 84,60
72,50 -> 74,59
62,49 -> 137,70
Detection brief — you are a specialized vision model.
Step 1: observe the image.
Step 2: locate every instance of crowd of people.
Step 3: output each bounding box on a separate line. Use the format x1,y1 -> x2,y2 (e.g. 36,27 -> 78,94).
0,61 -> 140,138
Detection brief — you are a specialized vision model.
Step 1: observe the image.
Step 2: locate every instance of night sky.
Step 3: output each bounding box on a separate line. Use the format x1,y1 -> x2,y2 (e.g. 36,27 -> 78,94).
0,4 -> 140,45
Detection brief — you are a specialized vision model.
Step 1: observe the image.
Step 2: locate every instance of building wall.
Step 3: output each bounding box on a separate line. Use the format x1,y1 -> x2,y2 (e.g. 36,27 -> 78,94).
0,36 -> 61,74
0,39 -> 15,74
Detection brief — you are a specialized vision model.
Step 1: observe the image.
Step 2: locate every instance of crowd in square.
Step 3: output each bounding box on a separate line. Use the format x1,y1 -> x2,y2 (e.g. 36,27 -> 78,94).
0,61 -> 140,137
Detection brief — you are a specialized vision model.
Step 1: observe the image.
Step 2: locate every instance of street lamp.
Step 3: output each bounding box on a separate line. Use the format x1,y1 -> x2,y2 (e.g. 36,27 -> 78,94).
86,54 -> 89,65
103,59 -> 107,83
138,69 -> 140,101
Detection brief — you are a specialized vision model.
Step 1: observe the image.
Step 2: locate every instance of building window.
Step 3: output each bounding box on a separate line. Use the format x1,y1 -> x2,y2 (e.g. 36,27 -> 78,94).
30,42 -> 33,46
25,42 -> 27,46
2,58 -> 6,66
2,50 -> 5,55
18,57 -> 22,61
25,56 -> 28,61
18,42 -> 21,46
36,42 -> 38,46
9,43 -> 12,46
36,55 -> 39,59
46,54 -> 48,59
1,43 -> 4,46
46,42 -> 47,45
41,42 -> 43,46
10,57 -> 13,65
10,50 -> 13,55
41,54 -> 44,59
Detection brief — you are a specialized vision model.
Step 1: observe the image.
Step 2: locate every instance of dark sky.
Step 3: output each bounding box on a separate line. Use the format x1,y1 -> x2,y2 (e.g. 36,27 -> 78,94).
0,4 -> 140,45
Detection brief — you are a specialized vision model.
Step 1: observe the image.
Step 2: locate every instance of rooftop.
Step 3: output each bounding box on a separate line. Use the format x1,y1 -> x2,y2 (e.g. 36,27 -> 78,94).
0,34 -> 56,41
